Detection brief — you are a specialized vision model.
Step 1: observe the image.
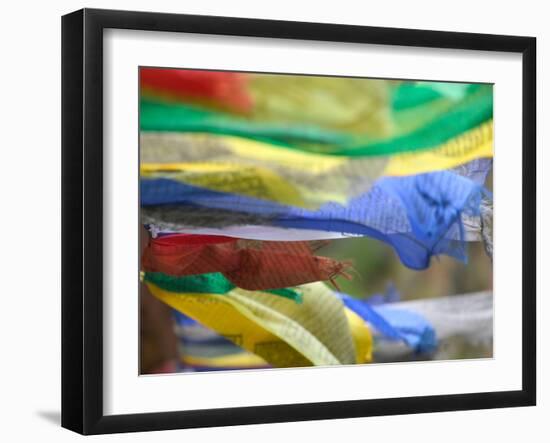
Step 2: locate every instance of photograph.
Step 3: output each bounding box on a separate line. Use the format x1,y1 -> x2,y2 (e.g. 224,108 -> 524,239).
138,68 -> 494,374
58,6 -> 537,435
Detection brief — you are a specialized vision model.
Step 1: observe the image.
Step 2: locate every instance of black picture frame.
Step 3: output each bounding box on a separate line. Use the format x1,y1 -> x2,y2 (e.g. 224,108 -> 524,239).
62,8 -> 536,435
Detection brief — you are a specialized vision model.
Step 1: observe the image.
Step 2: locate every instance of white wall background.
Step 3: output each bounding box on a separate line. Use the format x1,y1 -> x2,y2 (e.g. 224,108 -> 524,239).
0,1 -> 546,441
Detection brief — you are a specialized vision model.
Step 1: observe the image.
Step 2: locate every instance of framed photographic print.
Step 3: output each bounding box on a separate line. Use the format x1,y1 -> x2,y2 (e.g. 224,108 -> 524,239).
61,8 -> 536,435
